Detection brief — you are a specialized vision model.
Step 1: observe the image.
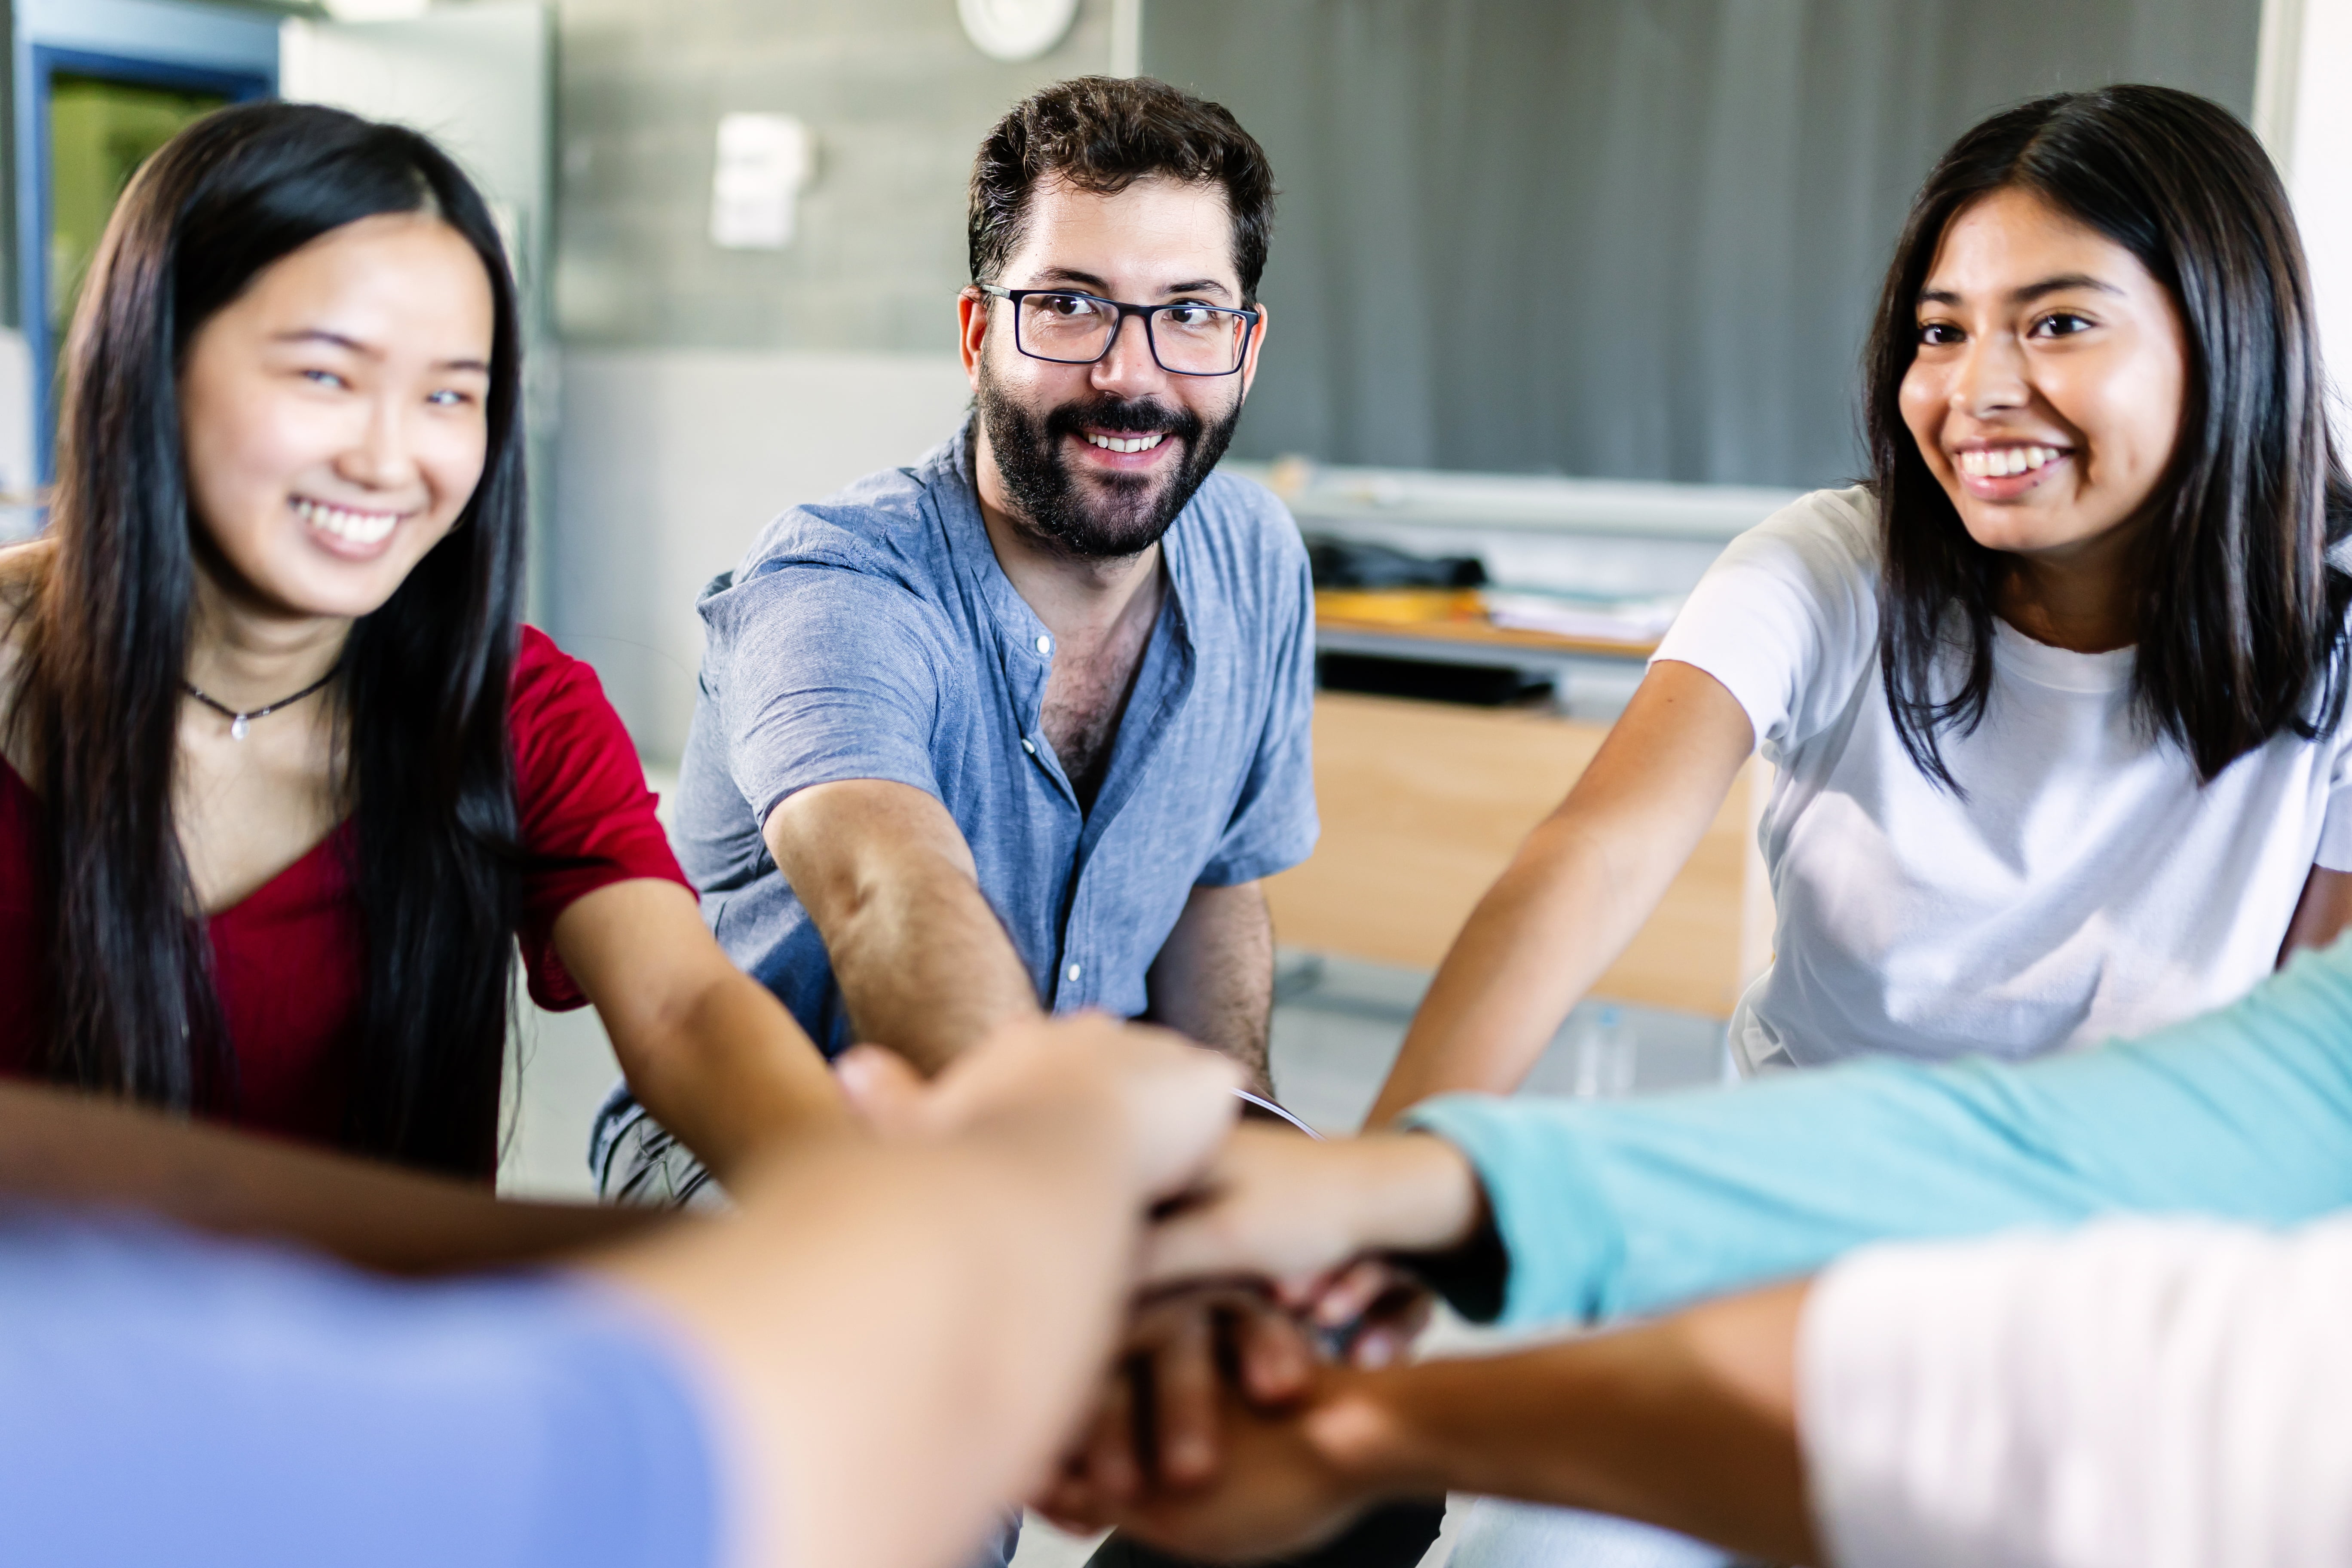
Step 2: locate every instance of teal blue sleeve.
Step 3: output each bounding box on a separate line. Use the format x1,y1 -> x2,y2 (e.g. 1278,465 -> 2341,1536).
1402,937 -> 2352,1329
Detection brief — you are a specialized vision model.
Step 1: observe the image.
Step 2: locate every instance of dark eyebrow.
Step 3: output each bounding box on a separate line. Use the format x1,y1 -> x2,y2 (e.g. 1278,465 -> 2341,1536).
273,328 -> 378,356
1031,267 -> 1110,292
272,328 -> 489,374
1917,273 -> 2125,309
1028,266 -> 1235,302
2011,273 -> 2122,304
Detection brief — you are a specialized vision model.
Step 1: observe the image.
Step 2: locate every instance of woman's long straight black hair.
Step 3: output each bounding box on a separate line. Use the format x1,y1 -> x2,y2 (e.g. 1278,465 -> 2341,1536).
1865,85 -> 2352,788
6,102 -> 528,1174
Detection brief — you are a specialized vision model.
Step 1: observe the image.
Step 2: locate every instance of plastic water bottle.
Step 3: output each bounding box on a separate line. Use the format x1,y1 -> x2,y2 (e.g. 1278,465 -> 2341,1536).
1571,1005 -> 1638,1099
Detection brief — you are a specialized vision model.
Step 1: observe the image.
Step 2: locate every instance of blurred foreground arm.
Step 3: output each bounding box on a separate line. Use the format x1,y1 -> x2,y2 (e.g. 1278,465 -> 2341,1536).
0,1017 -> 1237,1568
1150,937 -> 2352,1332
1802,1216 -> 2352,1568
1148,929 -> 2352,1337
597,1014 -> 1240,1568
0,1077 -> 649,1272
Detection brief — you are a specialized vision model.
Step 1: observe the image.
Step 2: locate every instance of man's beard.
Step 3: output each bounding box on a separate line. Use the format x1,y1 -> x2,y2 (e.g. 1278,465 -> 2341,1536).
978,362 -> 1243,560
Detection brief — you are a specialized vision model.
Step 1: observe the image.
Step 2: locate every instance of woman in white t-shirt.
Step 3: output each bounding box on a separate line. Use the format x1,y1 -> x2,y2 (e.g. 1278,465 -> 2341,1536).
1372,79 -> 2352,1568
1370,84 -> 2352,1120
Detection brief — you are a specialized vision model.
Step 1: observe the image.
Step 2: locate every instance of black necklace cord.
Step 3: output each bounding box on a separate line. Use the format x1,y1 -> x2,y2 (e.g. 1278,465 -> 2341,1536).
182,668 -> 338,739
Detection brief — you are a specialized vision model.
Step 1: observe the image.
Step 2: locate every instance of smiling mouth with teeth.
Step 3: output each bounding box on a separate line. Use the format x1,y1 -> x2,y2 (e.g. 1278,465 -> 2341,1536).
293,495 -> 402,547
1084,432 -> 1167,455
1955,444 -> 2068,480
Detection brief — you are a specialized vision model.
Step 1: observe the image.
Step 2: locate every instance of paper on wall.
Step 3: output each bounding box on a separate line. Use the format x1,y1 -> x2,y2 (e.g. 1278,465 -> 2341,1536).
710,112 -> 813,251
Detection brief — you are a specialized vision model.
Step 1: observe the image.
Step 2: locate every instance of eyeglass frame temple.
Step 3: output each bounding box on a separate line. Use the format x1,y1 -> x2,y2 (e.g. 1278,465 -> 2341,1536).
971,283 -> 1259,377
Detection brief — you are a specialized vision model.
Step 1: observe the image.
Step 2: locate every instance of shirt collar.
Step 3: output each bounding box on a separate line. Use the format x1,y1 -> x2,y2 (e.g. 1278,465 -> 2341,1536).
927,413 -> 1202,676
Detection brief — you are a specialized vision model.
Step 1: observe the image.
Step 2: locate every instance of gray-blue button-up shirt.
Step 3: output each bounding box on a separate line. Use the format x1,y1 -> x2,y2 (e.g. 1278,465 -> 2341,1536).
673,423 -> 1319,1056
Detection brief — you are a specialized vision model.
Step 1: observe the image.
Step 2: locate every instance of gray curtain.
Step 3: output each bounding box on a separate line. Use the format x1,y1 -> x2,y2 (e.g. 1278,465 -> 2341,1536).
1146,0 -> 2260,490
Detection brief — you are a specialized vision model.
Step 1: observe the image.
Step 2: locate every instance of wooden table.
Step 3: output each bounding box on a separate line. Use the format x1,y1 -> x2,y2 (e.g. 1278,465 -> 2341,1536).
1312,594 -> 1669,663
1265,689 -> 1772,1020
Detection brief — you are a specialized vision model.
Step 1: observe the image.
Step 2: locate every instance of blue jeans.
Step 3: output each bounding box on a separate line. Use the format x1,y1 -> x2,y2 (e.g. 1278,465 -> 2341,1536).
968,1511 -> 1020,1568
1449,1500 -> 1733,1568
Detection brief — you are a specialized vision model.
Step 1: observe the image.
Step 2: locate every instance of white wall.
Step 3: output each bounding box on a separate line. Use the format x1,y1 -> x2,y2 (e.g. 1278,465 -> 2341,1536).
547,348 -> 972,760
2262,0 -> 2352,422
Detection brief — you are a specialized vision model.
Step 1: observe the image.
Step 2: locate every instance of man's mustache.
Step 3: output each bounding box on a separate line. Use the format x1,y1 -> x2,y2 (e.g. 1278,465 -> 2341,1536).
1044,398 -> 1201,444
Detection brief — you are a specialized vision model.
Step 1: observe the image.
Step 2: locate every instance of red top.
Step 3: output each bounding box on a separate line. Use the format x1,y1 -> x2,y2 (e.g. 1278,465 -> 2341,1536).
0,626 -> 692,1156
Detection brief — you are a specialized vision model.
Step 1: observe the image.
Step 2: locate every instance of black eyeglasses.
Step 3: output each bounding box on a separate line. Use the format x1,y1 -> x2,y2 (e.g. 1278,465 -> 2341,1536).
976,285 -> 1260,377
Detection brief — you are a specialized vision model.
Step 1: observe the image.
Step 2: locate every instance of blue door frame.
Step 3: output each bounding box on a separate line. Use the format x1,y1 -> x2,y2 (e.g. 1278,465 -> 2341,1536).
20,46 -> 271,477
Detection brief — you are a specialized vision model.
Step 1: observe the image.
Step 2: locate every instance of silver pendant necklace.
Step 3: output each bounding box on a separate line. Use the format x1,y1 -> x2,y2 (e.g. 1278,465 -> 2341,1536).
182,670 -> 336,741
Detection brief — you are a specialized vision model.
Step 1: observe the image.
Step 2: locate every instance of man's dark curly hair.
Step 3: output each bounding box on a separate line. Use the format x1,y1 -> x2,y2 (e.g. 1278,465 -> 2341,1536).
968,75 -> 1276,302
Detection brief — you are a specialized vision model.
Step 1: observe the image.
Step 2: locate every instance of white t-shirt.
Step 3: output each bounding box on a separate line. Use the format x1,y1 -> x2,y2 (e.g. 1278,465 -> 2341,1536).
1653,486 -> 2352,1068
1800,1217 -> 2352,1568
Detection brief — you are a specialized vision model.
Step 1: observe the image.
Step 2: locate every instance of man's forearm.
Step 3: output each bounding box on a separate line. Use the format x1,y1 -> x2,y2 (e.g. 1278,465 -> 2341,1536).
0,1081 -> 653,1273
768,779 -> 1041,1075
1146,881 -> 1274,1094
826,864 -> 1042,1073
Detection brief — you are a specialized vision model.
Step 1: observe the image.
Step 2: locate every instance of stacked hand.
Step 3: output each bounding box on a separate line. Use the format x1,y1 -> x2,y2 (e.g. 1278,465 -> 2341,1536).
834,1012 -> 1242,1206
1042,1122 -> 1490,1556
837,1021 -> 1490,1561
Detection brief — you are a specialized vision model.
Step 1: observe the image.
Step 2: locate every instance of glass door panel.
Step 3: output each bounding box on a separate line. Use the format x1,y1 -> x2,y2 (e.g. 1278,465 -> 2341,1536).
47,72 -> 230,345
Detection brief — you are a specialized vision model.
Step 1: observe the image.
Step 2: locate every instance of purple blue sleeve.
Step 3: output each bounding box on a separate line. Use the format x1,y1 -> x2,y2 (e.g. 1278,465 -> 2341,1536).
704,555 -> 950,827
0,1209 -> 723,1568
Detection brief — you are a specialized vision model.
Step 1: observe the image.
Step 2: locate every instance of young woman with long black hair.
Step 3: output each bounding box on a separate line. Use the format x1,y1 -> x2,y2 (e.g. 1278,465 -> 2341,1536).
1374,84 -> 2352,1108
1295,83 -> 2352,1568
0,101 -> 842,1179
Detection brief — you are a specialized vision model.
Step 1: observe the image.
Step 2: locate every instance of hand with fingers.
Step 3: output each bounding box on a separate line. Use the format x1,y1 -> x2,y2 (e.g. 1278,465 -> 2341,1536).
1034,1287 -> 1318,1524
834,1011 -> 1243,1205
1139,1123 -> 1489,1311
1035,1121 -> 1491,1540
1040,1357 -> 1413,1560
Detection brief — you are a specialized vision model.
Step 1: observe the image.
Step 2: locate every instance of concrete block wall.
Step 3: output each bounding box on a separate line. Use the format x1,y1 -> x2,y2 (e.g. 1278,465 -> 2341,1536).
548,0 -> 1116,350
548,347 -> 971,760
538,0 -> 1124,756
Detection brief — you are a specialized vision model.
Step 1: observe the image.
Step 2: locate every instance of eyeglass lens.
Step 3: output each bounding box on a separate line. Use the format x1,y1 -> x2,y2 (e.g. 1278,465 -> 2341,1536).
1017,293 -> 1249,374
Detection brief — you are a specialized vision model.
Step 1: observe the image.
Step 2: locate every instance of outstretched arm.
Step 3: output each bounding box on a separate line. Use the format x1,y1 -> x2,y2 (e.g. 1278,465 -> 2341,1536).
1363,662 -> 1752,1126
1104,1214 -> 2352,1568
0,1077 -> 650,1273
597,1014 -> 1241,1568
557,876 -> 851,1181
765,777 -> 1041,1074
1145,932 -> 2352,1332
0,1017 -> 1239,1568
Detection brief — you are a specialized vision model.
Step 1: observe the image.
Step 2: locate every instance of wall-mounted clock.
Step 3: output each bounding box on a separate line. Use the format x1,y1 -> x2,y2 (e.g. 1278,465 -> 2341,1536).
958,0 -> 1081,62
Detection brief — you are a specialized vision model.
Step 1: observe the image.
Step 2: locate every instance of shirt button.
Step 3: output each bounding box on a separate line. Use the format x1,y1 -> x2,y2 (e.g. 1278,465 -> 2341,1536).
1066,963 -> 1082,982
1021,738 -> 1036,754
1035,634 -> 1053,655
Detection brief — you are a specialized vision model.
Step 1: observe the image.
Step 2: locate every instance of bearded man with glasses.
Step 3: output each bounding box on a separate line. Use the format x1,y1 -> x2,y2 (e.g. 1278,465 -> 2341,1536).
597,75 -> 1436,1568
